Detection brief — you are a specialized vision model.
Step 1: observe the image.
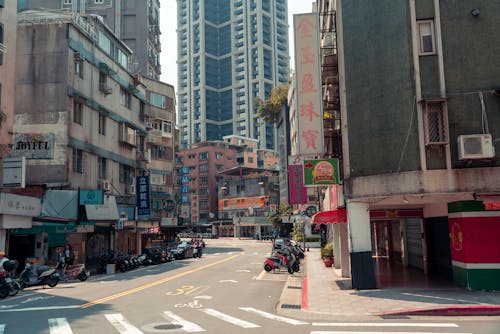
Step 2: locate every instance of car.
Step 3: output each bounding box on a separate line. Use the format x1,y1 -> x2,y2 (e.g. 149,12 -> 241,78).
172,241 -> 194,259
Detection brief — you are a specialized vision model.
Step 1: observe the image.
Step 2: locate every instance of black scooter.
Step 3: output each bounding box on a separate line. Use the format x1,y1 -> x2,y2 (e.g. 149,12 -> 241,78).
19,263 -> 60,289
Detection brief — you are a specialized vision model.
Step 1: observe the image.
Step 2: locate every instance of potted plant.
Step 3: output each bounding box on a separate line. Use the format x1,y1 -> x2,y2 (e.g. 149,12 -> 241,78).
321,242 -> 334,267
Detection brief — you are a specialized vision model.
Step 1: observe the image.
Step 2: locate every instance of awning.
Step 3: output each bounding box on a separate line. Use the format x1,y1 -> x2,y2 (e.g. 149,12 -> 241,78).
311,208 -> 347,224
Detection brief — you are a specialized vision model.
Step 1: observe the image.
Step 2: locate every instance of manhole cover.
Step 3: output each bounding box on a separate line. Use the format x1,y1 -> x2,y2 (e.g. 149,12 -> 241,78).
281,304 -> 301,309
154,324 -> 183,330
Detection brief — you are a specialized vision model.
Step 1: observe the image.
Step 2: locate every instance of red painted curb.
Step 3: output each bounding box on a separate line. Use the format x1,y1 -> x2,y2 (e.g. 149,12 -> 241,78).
302,276 -> 308,310
378,305 -> 500,316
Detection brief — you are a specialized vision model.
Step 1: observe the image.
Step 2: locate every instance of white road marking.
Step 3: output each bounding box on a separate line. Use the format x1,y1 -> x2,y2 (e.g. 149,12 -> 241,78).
0,305 -> 80,313
310,332 -> 471,334
255,270 -> 266,280
199,308 -> 260,328
219,279 -> 238,283
194,295 -> 213,300
0,324 -> 5,334
239,307 -> 308,325
163,311 -> 205,332
48,318 -> 73,334
311,322 -> 459,327
236,270 -> 250,272
104,313 -> 143,334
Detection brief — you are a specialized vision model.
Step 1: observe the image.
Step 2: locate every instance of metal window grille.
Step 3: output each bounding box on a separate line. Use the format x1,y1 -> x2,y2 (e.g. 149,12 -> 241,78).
424,100 -> 448,145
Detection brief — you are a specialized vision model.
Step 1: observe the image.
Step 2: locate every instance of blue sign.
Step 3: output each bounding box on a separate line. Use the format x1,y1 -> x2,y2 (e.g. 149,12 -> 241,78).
181,185 -> 190,193
136,176 -> 151,218
181,166 -> 190,174
181,175 -> 190,183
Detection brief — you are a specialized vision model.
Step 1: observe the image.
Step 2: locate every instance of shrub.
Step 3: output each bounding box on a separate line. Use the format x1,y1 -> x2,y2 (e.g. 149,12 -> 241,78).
320,242 -> 334,258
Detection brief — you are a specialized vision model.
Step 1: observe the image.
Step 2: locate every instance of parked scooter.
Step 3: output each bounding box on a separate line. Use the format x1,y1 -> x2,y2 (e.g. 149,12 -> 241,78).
263,254 -> 294,274
0,260 -> 20,298
19,263 -> 59,289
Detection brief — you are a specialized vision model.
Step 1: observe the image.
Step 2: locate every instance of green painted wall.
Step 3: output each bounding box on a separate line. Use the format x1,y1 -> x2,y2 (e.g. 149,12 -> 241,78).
452,266 -> 500,291
343,1 -> 420,177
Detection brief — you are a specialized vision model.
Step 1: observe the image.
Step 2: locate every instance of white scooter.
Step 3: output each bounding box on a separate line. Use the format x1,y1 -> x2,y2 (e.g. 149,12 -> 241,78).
19,263 -> 60,289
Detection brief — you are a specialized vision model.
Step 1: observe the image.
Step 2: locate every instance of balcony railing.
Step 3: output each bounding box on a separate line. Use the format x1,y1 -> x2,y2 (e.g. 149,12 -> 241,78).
0,42 -> 7,54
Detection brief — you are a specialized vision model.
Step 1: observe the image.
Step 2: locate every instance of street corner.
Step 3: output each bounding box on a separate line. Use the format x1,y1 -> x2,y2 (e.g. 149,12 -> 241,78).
376,305 -> 500,317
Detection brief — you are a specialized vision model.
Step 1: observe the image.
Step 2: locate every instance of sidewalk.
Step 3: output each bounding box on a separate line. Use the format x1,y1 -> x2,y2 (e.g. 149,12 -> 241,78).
278,248 -> 500,319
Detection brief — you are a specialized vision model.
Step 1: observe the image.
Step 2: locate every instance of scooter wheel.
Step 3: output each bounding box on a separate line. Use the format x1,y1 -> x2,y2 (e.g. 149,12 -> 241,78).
264,264 -> 272,272
47,278 -> 58,288
287,266 -> 294,274
77,272 -> 88,281
0,285 -> 9,299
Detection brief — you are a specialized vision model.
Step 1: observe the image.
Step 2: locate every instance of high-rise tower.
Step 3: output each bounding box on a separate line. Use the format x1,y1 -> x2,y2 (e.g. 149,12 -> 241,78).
177,0 -> 289,150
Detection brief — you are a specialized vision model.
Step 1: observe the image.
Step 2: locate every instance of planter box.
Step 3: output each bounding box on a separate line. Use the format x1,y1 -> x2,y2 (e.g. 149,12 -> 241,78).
323,257 -> 334,267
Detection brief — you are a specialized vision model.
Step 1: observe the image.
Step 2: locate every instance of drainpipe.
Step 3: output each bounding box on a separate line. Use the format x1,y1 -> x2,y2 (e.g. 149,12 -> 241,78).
409,0 -> 427,172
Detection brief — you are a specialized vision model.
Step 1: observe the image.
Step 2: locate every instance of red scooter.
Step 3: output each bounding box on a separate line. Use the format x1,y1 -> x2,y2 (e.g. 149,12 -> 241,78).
263,254 -> 294,274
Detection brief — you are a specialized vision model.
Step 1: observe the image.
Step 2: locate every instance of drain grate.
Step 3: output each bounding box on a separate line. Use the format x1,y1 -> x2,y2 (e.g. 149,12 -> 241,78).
281,304 -> 301,309
287,285 -> 302,289
153,324 -> 183,330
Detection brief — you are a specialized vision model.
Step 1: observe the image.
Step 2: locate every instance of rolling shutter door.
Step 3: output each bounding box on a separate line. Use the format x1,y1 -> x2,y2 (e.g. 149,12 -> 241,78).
405,218 -> 424,269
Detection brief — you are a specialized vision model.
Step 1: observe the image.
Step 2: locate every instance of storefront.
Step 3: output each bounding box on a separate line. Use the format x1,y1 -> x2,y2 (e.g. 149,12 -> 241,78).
0,192 -> 41,260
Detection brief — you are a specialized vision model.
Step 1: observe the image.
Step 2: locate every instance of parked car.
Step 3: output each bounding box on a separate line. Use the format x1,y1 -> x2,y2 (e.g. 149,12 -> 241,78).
172,241 -> 194,259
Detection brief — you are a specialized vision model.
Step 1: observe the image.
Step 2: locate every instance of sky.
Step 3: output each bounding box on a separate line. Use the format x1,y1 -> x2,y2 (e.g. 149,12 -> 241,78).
159,0 -> 315,89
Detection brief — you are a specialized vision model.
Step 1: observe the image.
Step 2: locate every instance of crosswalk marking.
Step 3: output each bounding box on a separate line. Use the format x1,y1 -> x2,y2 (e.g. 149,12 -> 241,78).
311,322 -> 459,327
48,318 -> 73,334
104,313 -> 143,334
199,308 -> 260,328
162,311 -> 205,332
0,324 -> 5,334
310,331 -> 471,334
239,307 -> 308,325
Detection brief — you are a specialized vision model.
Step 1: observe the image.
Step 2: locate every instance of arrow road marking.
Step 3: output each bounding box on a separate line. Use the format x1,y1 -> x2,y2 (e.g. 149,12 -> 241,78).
0,324 -> 4,334
163,311 -> 205,332
199,308 -> 260,328
239,307 -> 308,325
48,318 -> 73,334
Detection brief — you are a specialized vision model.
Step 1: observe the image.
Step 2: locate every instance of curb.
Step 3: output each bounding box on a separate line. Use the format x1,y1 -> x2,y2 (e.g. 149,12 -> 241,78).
377,305 -> 500,316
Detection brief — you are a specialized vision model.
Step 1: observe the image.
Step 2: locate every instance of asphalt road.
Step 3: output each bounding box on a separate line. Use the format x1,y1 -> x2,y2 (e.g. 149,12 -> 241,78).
0,238 -> 499,334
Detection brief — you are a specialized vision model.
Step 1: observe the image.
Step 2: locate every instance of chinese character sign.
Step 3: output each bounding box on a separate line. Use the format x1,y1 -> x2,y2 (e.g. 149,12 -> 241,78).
294,13 -> 324,155
136,176 -> 151,218
191,194 -> 199,224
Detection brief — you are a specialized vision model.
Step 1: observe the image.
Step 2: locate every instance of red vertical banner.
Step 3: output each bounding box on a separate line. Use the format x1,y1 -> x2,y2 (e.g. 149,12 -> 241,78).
191,195 -> 199,224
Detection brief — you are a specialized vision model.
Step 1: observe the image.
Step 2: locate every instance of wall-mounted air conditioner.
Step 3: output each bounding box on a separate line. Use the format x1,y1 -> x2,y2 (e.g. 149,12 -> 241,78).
100,180 -> 111,192
457,134 -> 495,160
126,184 -> 136,195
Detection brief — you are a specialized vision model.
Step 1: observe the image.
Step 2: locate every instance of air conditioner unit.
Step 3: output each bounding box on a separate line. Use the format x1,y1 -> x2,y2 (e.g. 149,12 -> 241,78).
100,180 -> 111,192
126,184 -> 136,195
101,85 -> 112,95
457,134 -> 495,160
74,52 -> 84,61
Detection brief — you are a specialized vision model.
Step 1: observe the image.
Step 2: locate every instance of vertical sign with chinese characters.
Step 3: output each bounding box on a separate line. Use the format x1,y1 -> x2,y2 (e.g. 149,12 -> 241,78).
191,194 -> 199,224
288,156 -> 307,204
136,176 -> 151,219
294,13 -> 324,155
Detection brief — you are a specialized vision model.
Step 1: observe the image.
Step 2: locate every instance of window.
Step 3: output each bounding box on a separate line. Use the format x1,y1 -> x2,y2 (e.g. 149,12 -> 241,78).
72,148 -> 83,173
0,23 -> 4,65
74,53 -> 84,79
199,176 -> 208,185
199,152 -> 208,160
98,31 -> 111,55
417,20 -> 435,55
215,152 -> 222,160
99,72 -> 110,93
248,157 -> 254,163
423,99 -> 448,145
98,114 -> 106,135
64,0 -> 72,4
117,48 -> 128,68
119,164 -> 134,184
73,100 -> 83,125
150,92 -> 166,108
199,188 -> 208,195
98,157 -> 107,179
121,87 -> 132,108
95,0 -> 104,3
199,164 -> 208,172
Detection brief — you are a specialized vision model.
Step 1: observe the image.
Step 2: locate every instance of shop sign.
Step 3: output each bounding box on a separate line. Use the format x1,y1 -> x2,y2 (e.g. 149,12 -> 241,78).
13,133 -> 55,159
55,224 -> 77,233
136,176 -> 151,218
0,192 -> 41,217
148,225 -> 160,234
294,13 -> 324,155
161,217 -> 177,227
288,156 -> 307,204
79,189 -> 104,205
303,159 -> 339,186
180,205 -> 190,218
191,195 -> 199,223
76,224 -> 94,233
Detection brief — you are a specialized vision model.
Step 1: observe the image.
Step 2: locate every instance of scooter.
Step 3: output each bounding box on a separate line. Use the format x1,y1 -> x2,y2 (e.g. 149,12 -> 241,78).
263,254 -> 294,274
19,263 -> 59,289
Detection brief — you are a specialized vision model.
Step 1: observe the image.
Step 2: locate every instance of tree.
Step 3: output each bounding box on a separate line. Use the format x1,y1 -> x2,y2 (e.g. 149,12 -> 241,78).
255,84 -> 289,124
267,204 -> 293,229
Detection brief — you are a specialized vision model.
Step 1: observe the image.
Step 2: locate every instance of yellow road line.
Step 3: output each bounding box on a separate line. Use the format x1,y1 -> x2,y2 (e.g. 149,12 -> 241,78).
79,254 -> 239,308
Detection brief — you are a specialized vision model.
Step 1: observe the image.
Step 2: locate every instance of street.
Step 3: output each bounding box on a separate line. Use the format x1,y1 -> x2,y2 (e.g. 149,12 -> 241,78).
0,239 -> 499,334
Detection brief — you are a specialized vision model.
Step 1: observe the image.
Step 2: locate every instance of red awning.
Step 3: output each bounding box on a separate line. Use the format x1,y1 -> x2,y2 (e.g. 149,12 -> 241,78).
311,208 -> 347,224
